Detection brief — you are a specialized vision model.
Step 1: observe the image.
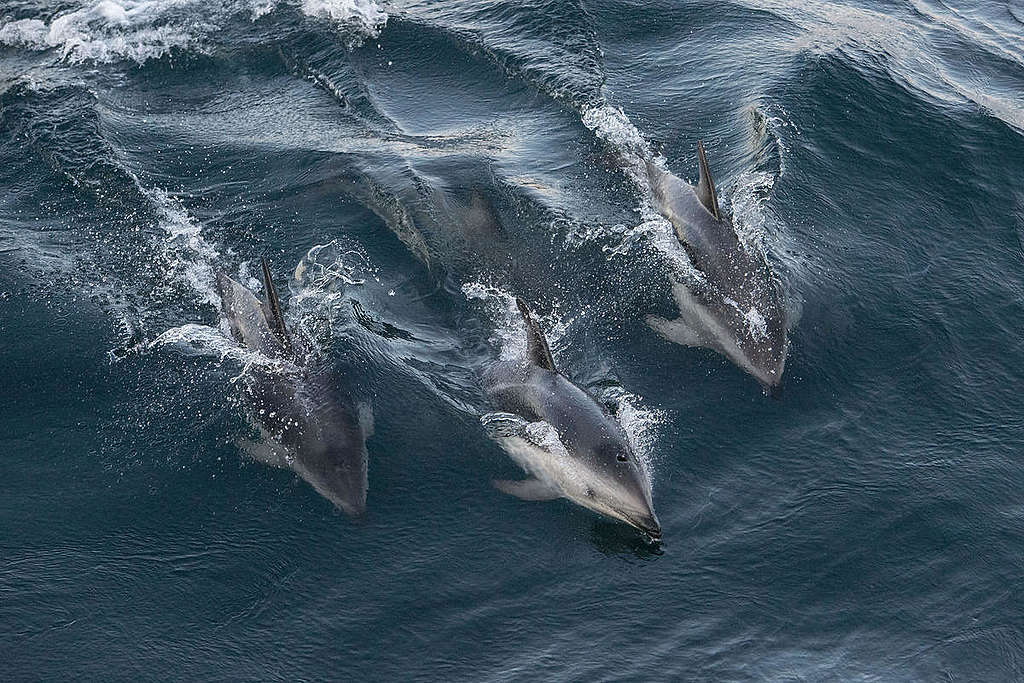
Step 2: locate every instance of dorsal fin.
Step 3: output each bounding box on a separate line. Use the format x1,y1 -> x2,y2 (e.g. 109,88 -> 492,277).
261,257 -> 292,352
515,297 -> 556,372
696,140 -> 720,220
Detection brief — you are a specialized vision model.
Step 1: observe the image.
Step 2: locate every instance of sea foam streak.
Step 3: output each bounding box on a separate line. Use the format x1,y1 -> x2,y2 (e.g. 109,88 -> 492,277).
145,186 -> 222,308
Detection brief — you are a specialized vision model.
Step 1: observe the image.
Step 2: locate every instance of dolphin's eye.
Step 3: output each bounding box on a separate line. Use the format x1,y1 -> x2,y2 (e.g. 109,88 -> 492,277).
585,488 -> 595,498
617,454 -> 628,462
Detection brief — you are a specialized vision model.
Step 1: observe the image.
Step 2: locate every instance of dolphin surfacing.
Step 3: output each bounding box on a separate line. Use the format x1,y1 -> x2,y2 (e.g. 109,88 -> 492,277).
482,299 -> 661,539
217,259 -> 371,516
645,142 -> 788,390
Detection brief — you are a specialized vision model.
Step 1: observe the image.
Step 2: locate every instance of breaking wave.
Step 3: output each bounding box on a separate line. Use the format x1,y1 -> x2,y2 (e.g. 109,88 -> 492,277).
0,0 -> 388,64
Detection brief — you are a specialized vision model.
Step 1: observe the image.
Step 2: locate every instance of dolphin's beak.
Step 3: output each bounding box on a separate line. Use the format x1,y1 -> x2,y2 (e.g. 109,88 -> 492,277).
763,380 -> 783,400
341,500 -> 366,517
629,511 -> 662,541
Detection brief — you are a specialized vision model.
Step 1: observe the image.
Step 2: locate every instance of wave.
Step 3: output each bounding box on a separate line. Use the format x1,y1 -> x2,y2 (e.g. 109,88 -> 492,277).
0,0 -> 388,64
730,0 -> 1024,133
394,0 -> 605,110
0,80 -> 221,333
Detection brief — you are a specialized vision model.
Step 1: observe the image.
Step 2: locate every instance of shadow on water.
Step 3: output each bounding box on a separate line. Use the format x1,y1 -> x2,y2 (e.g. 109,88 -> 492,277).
588,519 -> 665,560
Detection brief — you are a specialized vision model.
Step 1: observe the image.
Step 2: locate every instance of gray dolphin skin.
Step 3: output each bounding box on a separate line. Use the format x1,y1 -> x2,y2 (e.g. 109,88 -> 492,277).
645,142 -> 788,390
482,299 -> 661,539
216,259 -> 371,516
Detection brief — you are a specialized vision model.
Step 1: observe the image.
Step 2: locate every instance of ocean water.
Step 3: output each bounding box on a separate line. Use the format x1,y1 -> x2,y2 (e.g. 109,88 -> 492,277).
2,0 -> 1024,679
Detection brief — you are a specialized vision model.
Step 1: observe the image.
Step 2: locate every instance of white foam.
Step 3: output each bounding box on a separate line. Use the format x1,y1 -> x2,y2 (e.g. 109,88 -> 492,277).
0,20 -> 49,48
744,305 -> 768,339
581,104 -> 654,162
728,170 -> 775,253
0,2 -> 200,64
579,104 -> 708,281
0,0 -> 388,64
248,0 -> 279,20
300,0 -> 387,35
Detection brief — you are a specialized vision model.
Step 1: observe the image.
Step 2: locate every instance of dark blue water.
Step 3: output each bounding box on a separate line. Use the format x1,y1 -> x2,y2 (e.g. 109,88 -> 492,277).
3,0 -> 1024,679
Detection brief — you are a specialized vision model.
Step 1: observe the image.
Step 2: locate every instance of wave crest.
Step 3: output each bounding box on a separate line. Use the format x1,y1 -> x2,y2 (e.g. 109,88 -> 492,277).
0,0 -> 388,64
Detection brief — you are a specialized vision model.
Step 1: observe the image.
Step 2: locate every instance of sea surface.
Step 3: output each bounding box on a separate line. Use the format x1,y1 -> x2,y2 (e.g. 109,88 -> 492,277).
2,0 -> 1024,679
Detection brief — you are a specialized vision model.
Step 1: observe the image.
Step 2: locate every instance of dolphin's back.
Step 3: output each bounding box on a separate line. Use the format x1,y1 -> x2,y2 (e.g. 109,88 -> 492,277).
647,164 -> 745,273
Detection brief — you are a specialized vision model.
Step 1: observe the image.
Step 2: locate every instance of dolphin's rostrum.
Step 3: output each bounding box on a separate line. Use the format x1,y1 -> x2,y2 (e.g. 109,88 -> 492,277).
645,142 -> 789,390
217,259 -> 372,516
482,298 -> 661,539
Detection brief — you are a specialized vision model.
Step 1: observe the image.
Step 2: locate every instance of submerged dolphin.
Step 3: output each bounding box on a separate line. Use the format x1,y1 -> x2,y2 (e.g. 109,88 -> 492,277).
645,142 -> 788,390
217,259 -> 371,516
482,299 -> 661,539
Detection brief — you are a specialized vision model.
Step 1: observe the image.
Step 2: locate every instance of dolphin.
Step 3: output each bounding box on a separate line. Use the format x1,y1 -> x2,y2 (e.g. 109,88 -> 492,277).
481,298 -> 661,540
645,142 -> 788,390
216,258 -> 371,516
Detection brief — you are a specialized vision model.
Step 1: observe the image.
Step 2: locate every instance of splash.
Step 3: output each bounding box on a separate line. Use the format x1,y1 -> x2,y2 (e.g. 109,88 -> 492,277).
148,323 -> 299,382
150,242 -> 373,379
287,240 -> 375,351
295,241 -> 371,289
461,282 -> 569,362
579,104 -> 706,281
481,412 -> 567,454
597,385 -> 665,481
145,186 -> 222,308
